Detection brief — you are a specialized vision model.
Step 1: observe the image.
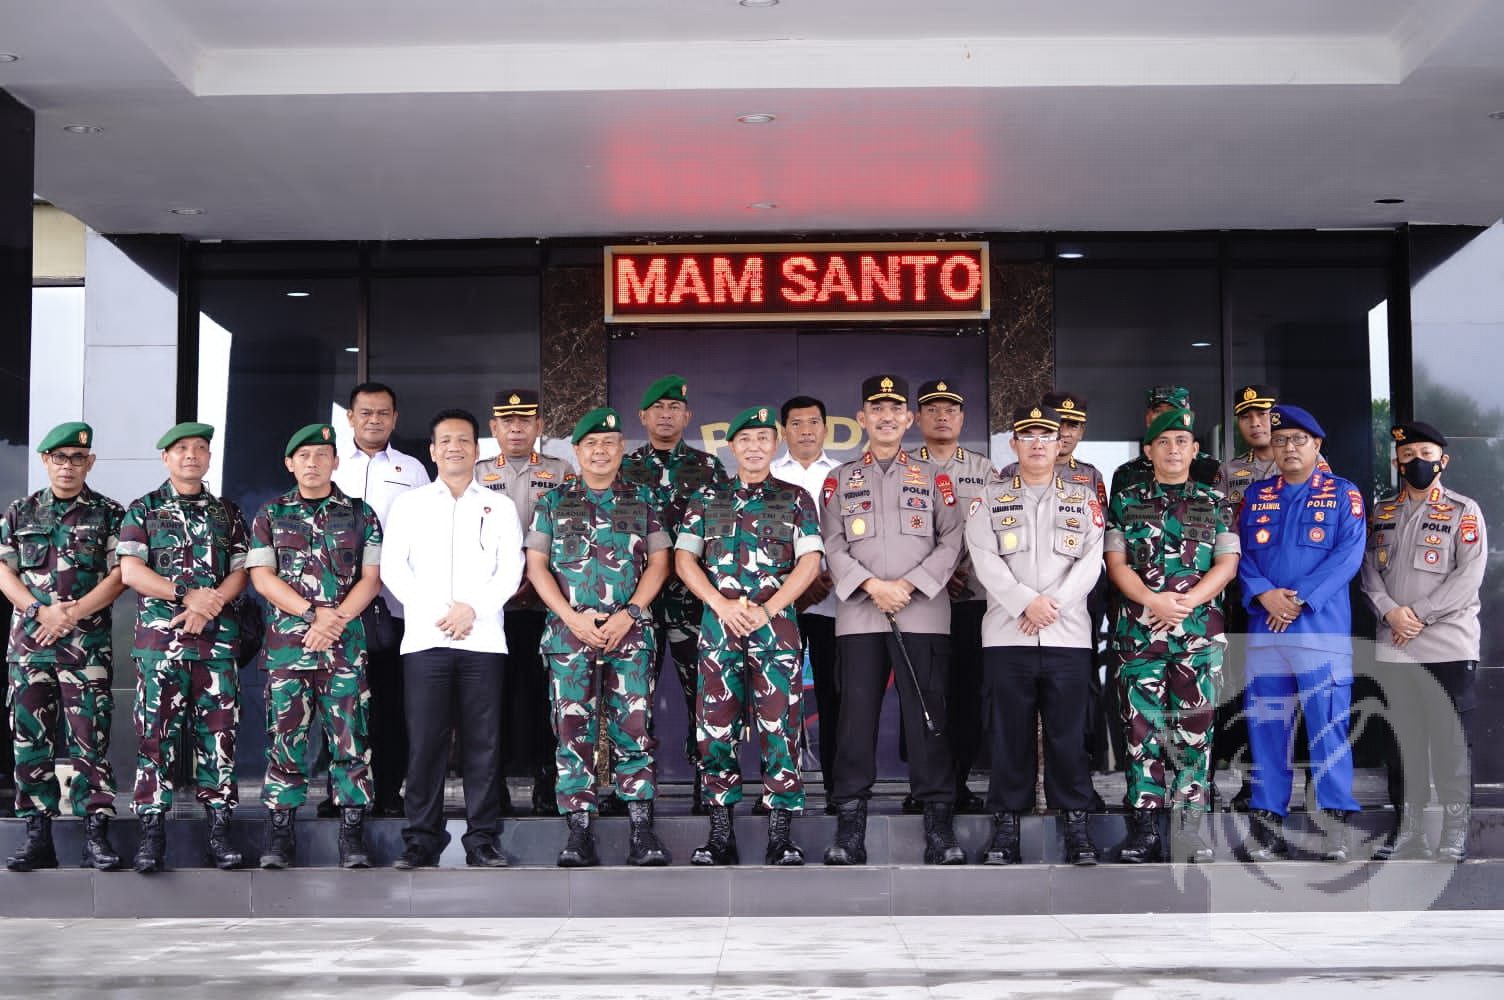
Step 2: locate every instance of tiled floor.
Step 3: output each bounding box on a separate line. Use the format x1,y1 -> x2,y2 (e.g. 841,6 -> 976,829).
2,910 -> 1502,998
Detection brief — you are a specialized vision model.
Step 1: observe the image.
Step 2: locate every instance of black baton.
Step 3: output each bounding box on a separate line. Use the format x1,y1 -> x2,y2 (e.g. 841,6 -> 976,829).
886,612 -> 941,737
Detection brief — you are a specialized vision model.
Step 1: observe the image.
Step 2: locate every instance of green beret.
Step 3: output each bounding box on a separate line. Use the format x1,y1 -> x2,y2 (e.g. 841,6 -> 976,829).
285,423 -> 337,457
1144,407 -> 1195,446
726,405 -> 778,441
156,422 -> 215,450
640,375 -> 688,409
572,407 -> 623,444
37,421 -> 93,454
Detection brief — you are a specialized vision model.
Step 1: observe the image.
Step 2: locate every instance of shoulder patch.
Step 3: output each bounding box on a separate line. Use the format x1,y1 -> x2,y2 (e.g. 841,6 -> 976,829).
821,475 -> 838,506
935,473 -> 957,506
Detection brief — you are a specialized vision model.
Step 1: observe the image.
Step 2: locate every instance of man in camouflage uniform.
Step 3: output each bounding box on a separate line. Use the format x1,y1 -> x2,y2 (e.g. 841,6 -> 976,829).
675,406 -> 824,866
621,374 -> 727,813
247,423 -> 383,870
909,379 -> 994,814
475,388 -> 576,815
1105,407 -> 1240,863
1109,386 -> 1220,500
526,407 -> 672,867
1,422 -> 127,872
118,422 -> 250,873
1362,420 -> 1487,862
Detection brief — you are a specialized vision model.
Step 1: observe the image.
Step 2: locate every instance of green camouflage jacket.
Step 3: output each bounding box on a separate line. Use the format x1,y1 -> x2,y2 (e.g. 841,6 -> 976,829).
675,475 -> 825,607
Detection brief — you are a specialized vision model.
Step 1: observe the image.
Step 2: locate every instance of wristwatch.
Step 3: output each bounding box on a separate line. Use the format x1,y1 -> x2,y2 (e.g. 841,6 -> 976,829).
23,601 -> 40,621
173,581 -> 188,602
1291,595 -> 1307,609
623,603 -> 644,622
300,604 -> 318,624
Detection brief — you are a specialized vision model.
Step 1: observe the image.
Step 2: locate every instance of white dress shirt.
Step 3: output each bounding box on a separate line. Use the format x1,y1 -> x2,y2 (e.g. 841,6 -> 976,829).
380,479 -> 524,656
769,448 -> 843,618
332,442 -> 430,618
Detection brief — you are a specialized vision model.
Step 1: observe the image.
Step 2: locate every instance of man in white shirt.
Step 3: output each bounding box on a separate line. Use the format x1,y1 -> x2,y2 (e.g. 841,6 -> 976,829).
769,395 -> 842,813
381,409 -> 524,869
331,382 -> 430,817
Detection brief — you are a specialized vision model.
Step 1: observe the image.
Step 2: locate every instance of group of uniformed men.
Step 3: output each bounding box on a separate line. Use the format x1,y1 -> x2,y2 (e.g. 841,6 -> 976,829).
1,371 -> 1485,871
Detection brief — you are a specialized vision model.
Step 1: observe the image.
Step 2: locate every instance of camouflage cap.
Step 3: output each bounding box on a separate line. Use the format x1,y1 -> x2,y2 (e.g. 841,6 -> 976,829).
726,405 -> 779,441
1146,385 -> 1191,410
156,422 -> 215,450
492,388 -> 540,418
1144,407 -> 1195,445
284,422 -> 337,457
37,421 -> 93,454
1042,391 -> 1087,423
640,375 -> 688,410
916,379 -> 964,406
572,406 -> 623,444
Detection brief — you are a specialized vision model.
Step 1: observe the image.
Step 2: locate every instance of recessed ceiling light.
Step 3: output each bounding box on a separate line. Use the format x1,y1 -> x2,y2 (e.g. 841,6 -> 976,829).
1057,250 -> 1084,260
169,207 -> 205,216
62,124 -> 102,135
1190,341 -> 1213,348
1373,197 -> 1405,205
747,201 -> 777,209
0,54 -> 19,64
344,346 -> 360,353
737,113 -> 776,125
286,290 -> 311,298
1489,110 -> 1504,120
739,0 -> 779,7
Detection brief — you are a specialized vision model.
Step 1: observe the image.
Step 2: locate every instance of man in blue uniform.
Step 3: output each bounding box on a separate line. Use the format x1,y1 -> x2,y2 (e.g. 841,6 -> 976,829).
1236,404 -> 1366,862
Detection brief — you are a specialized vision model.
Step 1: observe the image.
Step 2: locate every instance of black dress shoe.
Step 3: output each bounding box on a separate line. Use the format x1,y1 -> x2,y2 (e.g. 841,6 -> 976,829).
901,794 -> 923,815
465,842 -> 509,868
954,790 -> 986,815
393,844 -> 435,870
823,800 -> 837,816
371,796 -> 405,818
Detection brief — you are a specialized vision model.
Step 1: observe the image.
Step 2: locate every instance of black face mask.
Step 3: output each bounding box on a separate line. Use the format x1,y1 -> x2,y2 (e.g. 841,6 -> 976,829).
1398,456 -> 1443,491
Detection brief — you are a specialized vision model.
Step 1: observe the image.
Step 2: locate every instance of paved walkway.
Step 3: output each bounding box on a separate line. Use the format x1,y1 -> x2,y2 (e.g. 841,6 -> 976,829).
2,910 -> 1502,998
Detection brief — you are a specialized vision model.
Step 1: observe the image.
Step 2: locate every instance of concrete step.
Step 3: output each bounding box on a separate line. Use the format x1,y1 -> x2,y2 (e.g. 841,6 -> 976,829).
2,858 -> 1501,919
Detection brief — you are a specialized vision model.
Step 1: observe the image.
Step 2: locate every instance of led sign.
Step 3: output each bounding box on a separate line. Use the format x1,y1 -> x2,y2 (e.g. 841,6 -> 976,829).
604,242 -> 989,323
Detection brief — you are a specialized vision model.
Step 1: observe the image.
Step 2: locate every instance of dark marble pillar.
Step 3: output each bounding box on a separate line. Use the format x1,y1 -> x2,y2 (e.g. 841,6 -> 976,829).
987,258 -> 1054,432
540,267 -> 608,440
0,90 -> 34,501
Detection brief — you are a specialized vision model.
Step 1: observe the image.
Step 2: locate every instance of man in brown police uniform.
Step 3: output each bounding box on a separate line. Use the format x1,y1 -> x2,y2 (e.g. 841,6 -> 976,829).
474,388 -> 576,814
821,374 -> 965,866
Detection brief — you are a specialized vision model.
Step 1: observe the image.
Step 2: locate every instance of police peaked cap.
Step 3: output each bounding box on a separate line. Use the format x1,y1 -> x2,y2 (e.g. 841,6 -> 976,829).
1042,391 -> 1087,423
1233,384 -> 1278,415
572,407 -> 623,444
285,423 -> 337,457
492,388 -> 540,418
1012,405 -> 1061,433
916,379 -> 964,405
726,406 -> 779,441
37,421 -> 93,453
1390,420 -> 1447,448
862,374 -> 908,405
1268,405 -> 1325,439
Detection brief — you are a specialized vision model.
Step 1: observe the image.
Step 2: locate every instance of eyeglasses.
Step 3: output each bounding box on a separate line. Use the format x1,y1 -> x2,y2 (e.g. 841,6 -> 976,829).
1016,434 -> 1059,444
46,452 -> 90,468
1271,434 -> 1312,450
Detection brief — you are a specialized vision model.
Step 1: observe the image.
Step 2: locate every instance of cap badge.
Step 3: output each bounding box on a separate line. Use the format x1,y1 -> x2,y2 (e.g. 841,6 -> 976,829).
321,427 -> 331,440
606,414 -> 616,428
78,431 -> 88,444
1243,388 -> 1257,401
509,393 -> 521,405
936,381 -> 948,392
1392,428 -> 1405,441
1029,407 -> 1042,419
1062,399 -> 1075,409
1181,413 -> 1192,426
1271,411 -> 1282,426
757,407 -> 768,421
880,376 -> 894,392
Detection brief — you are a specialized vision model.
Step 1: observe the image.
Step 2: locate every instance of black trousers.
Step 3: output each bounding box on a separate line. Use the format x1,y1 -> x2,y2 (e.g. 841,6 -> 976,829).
501,610 -> 554,776
833,632 -> 952,804
367,618 -> 408,807
402,647 -> 504,855
947,600 -> 986,793
983,645 -> 1096,813
1374,659 -> 1477,808
798,612 -> 839,797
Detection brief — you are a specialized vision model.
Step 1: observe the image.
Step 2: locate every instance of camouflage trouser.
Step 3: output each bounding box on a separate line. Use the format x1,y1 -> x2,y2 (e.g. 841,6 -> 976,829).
133,657 -> 239,814
262,665 -> 372,809
548,645 -> 656,813
1117,649 -> 1221,810
696,611 -> 805,810
7,658 -> 117,817
652,582 -> 704,767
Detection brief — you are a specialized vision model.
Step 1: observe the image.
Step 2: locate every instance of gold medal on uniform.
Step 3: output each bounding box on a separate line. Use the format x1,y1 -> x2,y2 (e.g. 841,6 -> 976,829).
851,516 -> 867,537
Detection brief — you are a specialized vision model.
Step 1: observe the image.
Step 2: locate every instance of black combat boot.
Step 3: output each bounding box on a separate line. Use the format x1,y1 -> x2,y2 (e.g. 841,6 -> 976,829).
691,804 -> 739,866
1320,809 -> 1353,863
1063,810 -> 1100,866
1438,804 -> 1470,863
5,815 -> 58,872
1240,808 -> 1288,862
1375,805 -> 1432,861
338,807 -> 371,869
823,799 -> 868,866
1118,807 -> 1162,864
626,799 -> 670,866
557,810 -> 600,867
82,811 -> 121,871
531,767 -> 556,816
983,812 -> 1021,865
922,802 -> 966,865
765,808 -> 804,866
1170,808 -> 1214,863
204,806 -> 242,870
259,808 -> 296,869
133,812 -> 166,874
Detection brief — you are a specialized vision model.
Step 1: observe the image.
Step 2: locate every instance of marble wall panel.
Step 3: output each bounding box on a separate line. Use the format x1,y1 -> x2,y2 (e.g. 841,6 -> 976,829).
987,259 -> 1054,434
540,267 -> 608,440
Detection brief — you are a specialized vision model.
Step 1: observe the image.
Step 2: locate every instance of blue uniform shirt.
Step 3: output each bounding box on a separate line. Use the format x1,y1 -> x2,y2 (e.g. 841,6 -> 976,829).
1237,470 -> 1366,656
